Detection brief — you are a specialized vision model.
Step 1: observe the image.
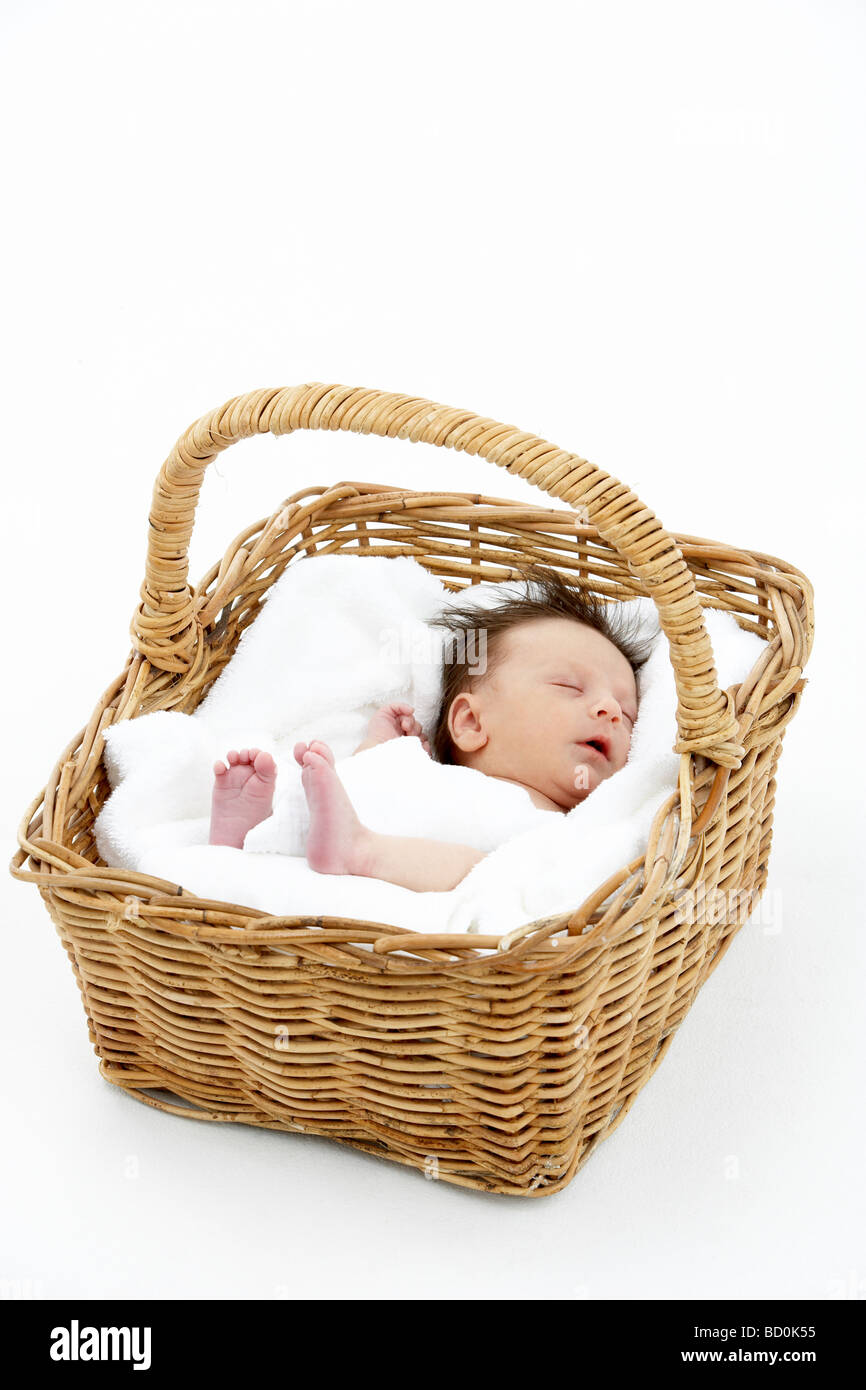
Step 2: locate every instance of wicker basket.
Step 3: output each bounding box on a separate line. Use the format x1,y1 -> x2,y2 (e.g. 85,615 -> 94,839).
11,383 -> 814,1196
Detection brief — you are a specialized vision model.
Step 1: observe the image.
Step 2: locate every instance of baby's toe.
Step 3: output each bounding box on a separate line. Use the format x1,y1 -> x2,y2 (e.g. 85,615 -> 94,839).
253,750 -> 276,780
293,741 -> 308,766
213,760 -> 227,776
309,739 -> 335,766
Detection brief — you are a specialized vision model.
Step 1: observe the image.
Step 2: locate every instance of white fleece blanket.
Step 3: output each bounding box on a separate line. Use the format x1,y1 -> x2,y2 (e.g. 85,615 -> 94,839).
94,554 -> 765,940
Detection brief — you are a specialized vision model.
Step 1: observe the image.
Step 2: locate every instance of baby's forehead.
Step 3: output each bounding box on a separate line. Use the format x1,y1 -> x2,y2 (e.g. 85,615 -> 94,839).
496,616 -> 634,683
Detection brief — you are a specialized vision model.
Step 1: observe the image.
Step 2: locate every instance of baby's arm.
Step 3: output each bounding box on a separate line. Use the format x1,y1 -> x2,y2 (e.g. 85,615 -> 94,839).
353,700 -> 431,755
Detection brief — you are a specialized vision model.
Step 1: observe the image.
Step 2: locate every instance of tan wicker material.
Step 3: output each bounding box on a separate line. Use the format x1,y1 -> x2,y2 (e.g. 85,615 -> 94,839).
11,383 -> 814,1196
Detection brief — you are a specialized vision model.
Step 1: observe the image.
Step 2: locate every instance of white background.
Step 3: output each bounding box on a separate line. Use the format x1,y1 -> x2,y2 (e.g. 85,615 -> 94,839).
2,0 -> 863,1300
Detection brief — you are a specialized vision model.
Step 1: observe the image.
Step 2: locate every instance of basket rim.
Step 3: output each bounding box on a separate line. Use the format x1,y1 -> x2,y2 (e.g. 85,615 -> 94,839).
11,484 -> 813,972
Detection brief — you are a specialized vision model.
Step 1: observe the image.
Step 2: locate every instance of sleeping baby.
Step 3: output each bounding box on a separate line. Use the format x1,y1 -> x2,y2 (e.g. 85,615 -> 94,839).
208,569 -> 649,891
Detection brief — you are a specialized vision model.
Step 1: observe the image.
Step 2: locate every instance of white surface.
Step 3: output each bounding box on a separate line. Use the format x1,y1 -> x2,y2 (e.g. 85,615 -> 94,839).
2,0 -> 863,1301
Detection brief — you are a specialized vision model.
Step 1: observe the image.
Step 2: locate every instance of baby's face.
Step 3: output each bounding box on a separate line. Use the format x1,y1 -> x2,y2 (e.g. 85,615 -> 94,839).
450,617 -> 638,810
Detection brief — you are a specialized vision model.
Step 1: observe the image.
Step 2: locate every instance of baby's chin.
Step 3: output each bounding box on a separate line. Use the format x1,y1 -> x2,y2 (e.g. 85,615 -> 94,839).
571,759 -> 605,796
543,764 -> 602,811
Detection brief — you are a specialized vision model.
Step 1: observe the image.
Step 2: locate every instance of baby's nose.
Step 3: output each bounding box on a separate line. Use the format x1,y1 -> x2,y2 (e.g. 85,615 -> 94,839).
592,697 -> 621,720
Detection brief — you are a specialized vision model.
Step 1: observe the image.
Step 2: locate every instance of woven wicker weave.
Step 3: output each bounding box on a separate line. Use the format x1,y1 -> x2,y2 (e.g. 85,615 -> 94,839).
11,383 -> 814,1196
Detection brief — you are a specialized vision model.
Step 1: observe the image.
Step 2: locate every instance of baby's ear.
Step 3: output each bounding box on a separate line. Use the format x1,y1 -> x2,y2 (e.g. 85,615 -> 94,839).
447,693 -> 487,753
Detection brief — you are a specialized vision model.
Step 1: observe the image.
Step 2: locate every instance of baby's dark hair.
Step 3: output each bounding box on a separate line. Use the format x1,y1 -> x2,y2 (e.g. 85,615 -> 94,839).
431,565 -> 653,764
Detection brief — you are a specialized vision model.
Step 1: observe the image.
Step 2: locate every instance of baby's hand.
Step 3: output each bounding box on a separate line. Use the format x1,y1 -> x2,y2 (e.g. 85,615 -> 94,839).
354,701 -> 431,755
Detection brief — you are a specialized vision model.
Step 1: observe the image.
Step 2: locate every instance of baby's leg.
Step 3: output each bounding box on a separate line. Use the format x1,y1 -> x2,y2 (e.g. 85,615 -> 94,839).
209,748 -> 277,848
294,741 -> 485,891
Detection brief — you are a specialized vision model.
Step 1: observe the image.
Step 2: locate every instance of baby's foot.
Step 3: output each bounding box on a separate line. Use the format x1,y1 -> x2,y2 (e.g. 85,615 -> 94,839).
209,748 -> 277,848
294,740 -> 372,875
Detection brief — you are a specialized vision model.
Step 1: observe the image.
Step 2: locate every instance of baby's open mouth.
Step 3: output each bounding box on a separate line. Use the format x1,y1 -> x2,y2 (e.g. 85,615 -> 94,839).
579,737 -> 609,760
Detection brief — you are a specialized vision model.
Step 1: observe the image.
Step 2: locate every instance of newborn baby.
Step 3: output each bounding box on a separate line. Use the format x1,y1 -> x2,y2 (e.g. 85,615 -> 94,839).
208,569 -> 649,891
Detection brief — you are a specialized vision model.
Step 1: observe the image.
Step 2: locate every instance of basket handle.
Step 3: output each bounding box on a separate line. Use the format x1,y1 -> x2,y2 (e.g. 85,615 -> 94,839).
133,382 -> 743,767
